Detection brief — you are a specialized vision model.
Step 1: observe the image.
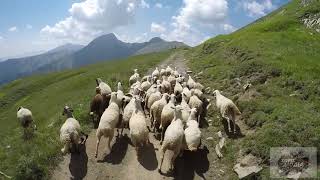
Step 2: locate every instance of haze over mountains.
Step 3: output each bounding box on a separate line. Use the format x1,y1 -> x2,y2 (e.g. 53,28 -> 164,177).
0,33 -> 187,85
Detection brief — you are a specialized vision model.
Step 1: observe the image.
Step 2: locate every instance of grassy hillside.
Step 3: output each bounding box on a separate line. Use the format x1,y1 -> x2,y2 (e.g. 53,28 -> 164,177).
188,0 -> 320,177
0,51 -> 172,179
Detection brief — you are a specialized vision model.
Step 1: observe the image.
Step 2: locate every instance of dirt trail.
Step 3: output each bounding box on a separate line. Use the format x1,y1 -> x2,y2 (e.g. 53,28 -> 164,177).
51,51 -> 212,180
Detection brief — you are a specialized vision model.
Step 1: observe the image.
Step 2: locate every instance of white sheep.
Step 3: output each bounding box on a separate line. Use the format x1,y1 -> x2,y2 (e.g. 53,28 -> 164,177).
174,79 -> 183,95
194,82 -> 204,91
193,88 -> 204,99
141,75 -> 150,82
160,94 -> 175,144
173,67 -> 179,77
180,93 -> 191,122
95,92 -> 120,158
158,105 -> 185,173
167,74 -> 176,89
96,78 -> 112,96
129,69 -> 140,85
161,76 -> 171,94
141,76 -> 152,92
213,90 -> 241,133
166,66 -> 173,76
150,93 -> 169,132
182,87 -> 191,102
146,85 -> 162,113
187,75 -> 196,89
152,67 -> 160,79
188,89 -> 203,123
184,108 -> 201,151
129,96 -> 149,155
160,68 -> 166,77
60,106 -> 87,154
17,107 -> 35,130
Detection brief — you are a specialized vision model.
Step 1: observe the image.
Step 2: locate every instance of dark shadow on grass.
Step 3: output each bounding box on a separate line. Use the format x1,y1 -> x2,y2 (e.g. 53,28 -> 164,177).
69,144 -> 88,180
137,142 -> 158,171
98,134 -> 130,164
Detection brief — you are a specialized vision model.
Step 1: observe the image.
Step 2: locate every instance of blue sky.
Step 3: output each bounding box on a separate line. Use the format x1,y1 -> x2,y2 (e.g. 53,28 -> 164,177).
0,0 -> 290,58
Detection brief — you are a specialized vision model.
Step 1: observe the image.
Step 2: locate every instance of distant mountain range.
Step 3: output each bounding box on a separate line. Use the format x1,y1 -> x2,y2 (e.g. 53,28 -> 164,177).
0,33 -> 187,85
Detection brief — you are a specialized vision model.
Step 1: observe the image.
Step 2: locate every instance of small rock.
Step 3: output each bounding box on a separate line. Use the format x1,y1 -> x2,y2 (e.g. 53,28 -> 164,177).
233,163 -> 262,179
6,145 -> 11,149
187,70 -> 193,74
219,169 -> 225,173
208,119 -> 213,123
197,71 -> 203,76
206,137 -> 214,141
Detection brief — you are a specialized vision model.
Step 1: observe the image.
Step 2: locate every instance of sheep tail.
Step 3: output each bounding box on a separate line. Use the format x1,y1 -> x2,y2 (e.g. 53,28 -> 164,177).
231,103 -> 241,115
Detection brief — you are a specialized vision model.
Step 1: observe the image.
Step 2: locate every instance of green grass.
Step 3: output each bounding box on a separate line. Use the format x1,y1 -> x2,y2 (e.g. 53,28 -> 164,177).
0,51 -> 172,179
188,0 -> 320,178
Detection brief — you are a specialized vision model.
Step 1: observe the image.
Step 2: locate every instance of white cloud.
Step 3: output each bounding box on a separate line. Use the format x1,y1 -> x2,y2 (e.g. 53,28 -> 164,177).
116,32 -> 149,43
222,23 -> 237,33
8,26 -> 18,32
155,3 -> 162,8
150,22 -> 166,33
26,24 -> 33,29
162,0 -> 229,46
0,36 -> 3,41
243,0 -> 273,17
140,0 -> 150,8
41,0 -> 143,44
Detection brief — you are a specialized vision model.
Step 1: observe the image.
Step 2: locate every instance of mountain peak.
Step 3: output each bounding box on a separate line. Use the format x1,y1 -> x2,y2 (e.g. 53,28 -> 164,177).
149,37 -> 164,43
99,33 -> 118,41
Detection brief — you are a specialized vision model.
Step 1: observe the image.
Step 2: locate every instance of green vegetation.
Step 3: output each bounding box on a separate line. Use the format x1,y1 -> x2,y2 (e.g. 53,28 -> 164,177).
188,0 -> 320,177
0,51 -> 171,179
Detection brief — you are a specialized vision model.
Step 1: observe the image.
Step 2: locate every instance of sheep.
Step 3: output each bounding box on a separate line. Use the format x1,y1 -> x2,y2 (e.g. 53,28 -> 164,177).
174,79 -> 183,95
193,88 -> 204,99
95,92 -> 120,158
141,76 -> 152,92
17,106 -> 35,129
129,96 -> 149,155
161,76 -> 171,94
90,87 -> 104,128
167,74 -> 176,89
182,86 -> 191,102
158,105 -> 185,174
173,67 -> 179,77
194,82 -> 204,91
160,68 -> 166,77
160,94 -> 176,144
150,93 -> 170,132
146,85 -> 162,113
152,67 -> 160,79
213,90 -> 241,133
129,69 -> 140,85
187,75 -> 196,89
116,82 -> 125,110
188,89 -> 203,123
96,78 -> 112,96
96,78 -> 112,110
180,93 -> 191,122
184,108 -> 201,151
60,106 -> 88,154
141,75 -> 150,82
166,66 -> 173,76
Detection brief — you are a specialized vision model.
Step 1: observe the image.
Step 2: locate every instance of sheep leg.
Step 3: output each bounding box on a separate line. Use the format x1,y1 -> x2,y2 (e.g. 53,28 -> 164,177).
158,146 -> 167,173
160,126 -> 165,145
107,130 -> 114,153
61,143 -> 69,154
170,149 -> 180,172
222,112 -> 232,133
95,134 -> 102,158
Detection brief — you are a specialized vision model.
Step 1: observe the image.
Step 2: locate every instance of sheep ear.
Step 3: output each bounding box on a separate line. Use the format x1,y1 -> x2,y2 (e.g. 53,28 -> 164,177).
17,106 -> 22,111
70,108 -> 74,112
170,106 -> 175,110
125,93 -> 133,97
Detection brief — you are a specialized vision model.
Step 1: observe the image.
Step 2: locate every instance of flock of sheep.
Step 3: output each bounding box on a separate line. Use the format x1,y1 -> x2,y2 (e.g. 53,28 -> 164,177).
16,65 -> 242,174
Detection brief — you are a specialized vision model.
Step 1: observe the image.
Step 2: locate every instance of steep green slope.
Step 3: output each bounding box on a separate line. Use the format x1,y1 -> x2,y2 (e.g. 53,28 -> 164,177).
0,51 -> 172,179
188,0 -> 320,176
